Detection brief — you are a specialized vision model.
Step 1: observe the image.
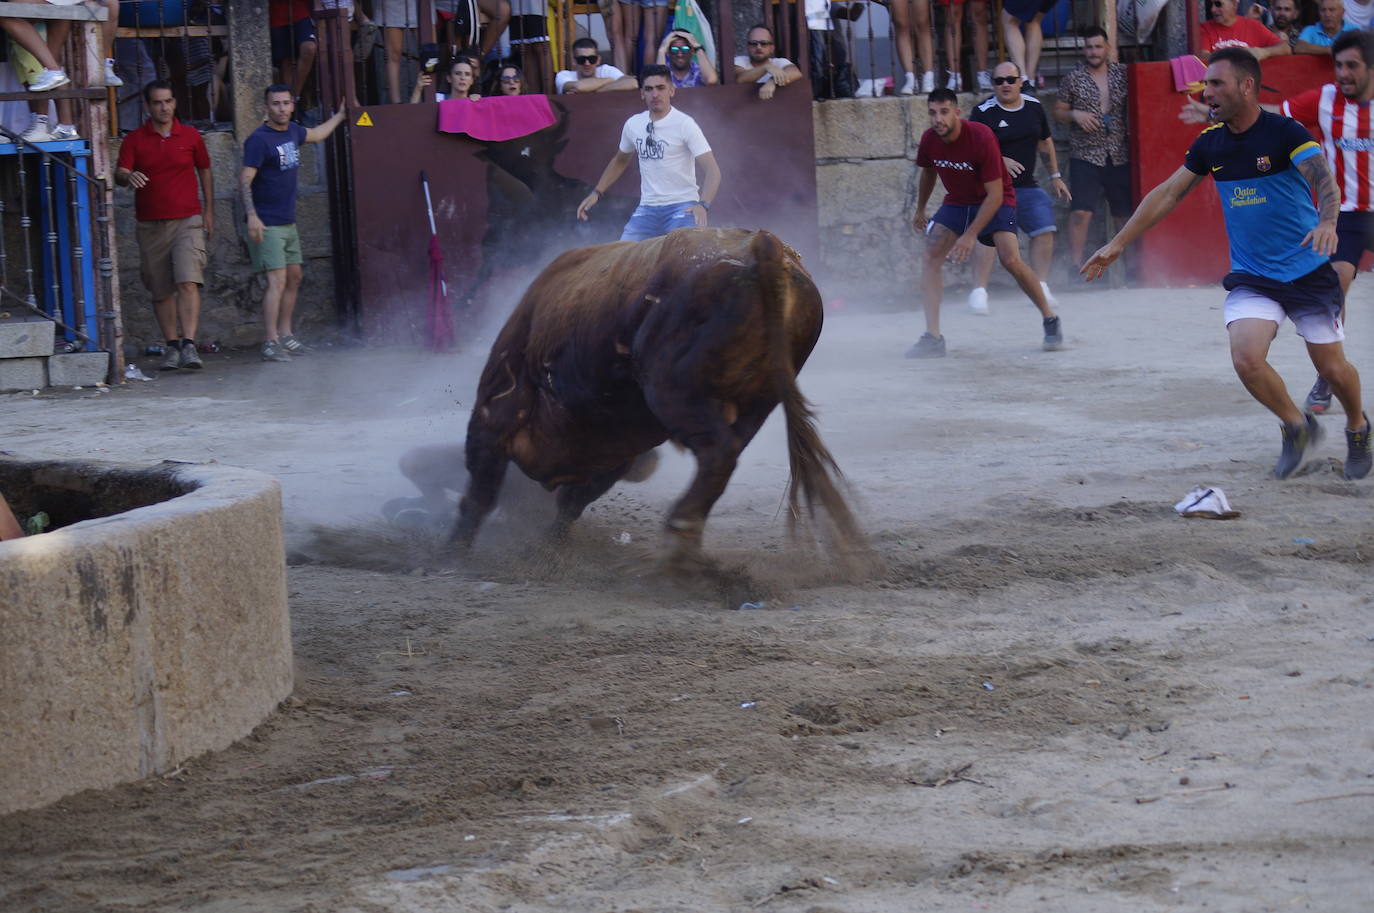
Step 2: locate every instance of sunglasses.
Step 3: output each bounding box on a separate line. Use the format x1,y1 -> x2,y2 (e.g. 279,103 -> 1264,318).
746,39 -> 773,47
1209,1 -> 1224,6
499,75 -> 519,82
991,75 -> 1020,85
574,54 -> 598,64
669,45 -> 693,53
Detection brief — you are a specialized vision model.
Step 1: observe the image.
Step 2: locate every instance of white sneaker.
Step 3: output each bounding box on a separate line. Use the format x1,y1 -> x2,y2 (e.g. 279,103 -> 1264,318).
51,124 -> 79,141
899,71 -> 916,96
20,115 -> 51,143
103,58 -> 123,87
968,287 -> 989,314
945,72 -> 962,92
28,68 -> 70,93
921,70 -> 936,94
1040,280 -> 1058,309
977,70 -> 993,91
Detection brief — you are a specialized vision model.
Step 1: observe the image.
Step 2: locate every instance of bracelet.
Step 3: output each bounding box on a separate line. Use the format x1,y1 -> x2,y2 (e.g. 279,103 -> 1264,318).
1049,172 -> 1062,179
695,200 -> 710,211
590,188 -> 602,197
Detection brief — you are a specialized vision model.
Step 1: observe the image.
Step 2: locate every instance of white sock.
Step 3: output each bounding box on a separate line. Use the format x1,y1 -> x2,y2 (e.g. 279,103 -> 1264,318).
1040,280 -> 1052,294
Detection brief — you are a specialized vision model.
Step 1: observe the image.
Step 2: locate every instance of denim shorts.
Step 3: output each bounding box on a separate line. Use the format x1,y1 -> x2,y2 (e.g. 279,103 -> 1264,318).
621,0 -> 670,8
1015,186 -> 1056,236
620,202 -> 697,241
929,202 -> 1017,246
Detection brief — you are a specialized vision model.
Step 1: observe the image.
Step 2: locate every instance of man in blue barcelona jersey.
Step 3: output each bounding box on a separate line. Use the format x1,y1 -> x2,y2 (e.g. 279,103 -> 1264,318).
1082,47 -> 1370,480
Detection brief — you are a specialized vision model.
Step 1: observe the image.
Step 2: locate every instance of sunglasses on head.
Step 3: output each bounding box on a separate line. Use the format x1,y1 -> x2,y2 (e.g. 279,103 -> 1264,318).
746,39 -> 773,47
574,54 -> 598,64
669,44 -> 693,53
991,75 -> 1020,85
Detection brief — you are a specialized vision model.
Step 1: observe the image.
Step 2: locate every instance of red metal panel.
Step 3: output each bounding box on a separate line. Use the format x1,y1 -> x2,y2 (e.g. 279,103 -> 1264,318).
349,85 -> 819,345
1129,55 -> 1335,287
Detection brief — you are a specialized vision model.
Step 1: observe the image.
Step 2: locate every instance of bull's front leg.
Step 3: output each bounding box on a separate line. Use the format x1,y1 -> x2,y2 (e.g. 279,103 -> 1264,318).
550,468 -> 627,541
451,433 -> 509,547
664,439 -> 739,569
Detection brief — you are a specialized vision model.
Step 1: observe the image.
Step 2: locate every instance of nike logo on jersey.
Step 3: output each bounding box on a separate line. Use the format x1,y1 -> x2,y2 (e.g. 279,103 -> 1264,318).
1212,165 -> 1223,172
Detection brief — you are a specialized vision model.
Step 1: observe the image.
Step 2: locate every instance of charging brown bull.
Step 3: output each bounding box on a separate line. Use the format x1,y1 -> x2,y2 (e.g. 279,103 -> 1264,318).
452,227 -> 865,568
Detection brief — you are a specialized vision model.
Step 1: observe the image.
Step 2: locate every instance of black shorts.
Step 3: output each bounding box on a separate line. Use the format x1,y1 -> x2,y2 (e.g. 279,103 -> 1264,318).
508,13 -> 548,43
1069,159 -> 1133,218
1002,0 -> 1057,20
1334,210 -> 1374,267
271,17 -> 316,64
1223,262 -> 1344,325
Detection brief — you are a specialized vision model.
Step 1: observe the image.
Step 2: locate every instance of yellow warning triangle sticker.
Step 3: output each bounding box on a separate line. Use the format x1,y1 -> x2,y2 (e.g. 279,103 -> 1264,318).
355,112 -> 374,127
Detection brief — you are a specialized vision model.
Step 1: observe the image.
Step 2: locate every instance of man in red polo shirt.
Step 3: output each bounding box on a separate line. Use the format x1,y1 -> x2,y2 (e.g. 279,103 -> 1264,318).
1201,0 -> 1290,58
115,80 -> 214,371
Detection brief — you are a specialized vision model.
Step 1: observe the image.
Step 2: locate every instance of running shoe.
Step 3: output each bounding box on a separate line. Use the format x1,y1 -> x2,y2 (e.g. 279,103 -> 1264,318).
1345,413 -> 1371,480
103,58 -> 123,87
899,72 -> 916,96
921,71 -> 936,94
28,68 -> 70,93
20,115 -> 51,143
976,70 -> 993,91
280,334 -> 312,355
1042,315 -> 1063,350
904,332 -> 946,358
159,344 -> 183,371
261,340 -> 291,362
1304,375 -> 1332,414
180,340 -> 203,370
1275,413 -> 1323,480
50,124 -> 79,140
968,287 -> 989,315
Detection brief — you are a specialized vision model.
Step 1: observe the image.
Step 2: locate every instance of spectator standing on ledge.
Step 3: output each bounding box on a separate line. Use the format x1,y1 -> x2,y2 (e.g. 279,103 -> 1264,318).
941,0 -> 992,92
1000,0 -> 1056,94
657,30 -> 718,87
968,62 -> 1070,315
733,24 -> 802,101
908,88 -> 1062,359
269,0 -> 317,102
1200,0 -> 1290,57
556,37 -> 636,93
1084,49 -> 1370,480
115,80 -> 213,371
1294,0 -> 1354,55
240,86 -> 346,363
1054,27 -> 1134,281
576,65 -> 721,241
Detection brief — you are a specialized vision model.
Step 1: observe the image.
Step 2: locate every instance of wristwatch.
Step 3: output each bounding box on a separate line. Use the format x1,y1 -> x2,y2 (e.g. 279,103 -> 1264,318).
695,200 -> 711,210
1049,172 -> 1062,179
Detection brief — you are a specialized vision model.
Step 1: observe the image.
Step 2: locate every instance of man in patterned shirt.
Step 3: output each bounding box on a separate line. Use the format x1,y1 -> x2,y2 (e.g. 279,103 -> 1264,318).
1084,49 -> 1370,480
1053,27 -> 1134,277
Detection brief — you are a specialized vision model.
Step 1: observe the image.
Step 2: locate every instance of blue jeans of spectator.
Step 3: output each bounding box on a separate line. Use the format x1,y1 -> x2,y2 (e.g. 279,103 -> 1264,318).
620,202 -> 697,241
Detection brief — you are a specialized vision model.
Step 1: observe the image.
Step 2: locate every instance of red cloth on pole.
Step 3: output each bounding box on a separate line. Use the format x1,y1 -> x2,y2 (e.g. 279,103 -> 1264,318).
427,234 -> 455,352
436,95 -> 558,142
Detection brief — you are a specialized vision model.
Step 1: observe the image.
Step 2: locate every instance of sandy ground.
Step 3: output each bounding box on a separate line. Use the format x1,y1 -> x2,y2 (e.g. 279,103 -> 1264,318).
2,281 -> 1373,913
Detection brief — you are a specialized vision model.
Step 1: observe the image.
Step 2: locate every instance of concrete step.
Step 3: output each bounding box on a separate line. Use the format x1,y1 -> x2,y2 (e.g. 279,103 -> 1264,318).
0,350 -> 111,392
0,315 -> 56,359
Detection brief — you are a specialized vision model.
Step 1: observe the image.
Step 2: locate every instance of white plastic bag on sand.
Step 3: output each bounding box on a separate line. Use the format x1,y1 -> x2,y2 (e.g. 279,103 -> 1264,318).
1174,486 -> 1240,519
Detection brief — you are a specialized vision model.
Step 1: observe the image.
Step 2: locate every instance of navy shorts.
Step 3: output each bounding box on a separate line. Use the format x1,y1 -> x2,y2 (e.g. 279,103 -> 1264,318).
271,17 -> 316,64
1069,159 -> 1133,218
1002,0 -> 1057,20
929,202 -> 1017,247
1334,210 -> 1374,267
1223,262 -> 1344,325
1015,186 -> 1056,236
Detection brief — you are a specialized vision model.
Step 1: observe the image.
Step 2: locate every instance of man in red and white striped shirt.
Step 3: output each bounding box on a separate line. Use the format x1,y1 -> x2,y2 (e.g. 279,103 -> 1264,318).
1281,30 -> 1374,412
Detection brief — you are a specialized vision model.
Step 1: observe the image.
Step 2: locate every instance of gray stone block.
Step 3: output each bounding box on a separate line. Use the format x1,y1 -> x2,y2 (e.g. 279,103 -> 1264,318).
817,158 -> 915,226
0,357 -> 47,391
814,97 -> 908,161
48,351 -> 110,387
0,318 -> 56,358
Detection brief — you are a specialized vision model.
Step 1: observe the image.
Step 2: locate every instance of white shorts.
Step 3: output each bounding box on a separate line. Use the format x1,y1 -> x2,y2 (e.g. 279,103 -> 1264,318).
1223,286 -> 1345,345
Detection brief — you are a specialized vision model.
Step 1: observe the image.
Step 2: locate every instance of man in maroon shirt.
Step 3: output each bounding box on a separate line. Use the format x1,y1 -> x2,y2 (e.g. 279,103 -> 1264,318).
909,88 -> 1062,358
115,80 -> 215,371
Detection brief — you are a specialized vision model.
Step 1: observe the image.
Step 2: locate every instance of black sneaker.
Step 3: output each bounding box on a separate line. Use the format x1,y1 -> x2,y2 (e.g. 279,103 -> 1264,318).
1042,316 -> 1063,351
904,333 -> 946,358
180,340 -> 203,370
1274,413 -> 1324,480
1345,412 -> 1372,480
1304,375 -> 1332,414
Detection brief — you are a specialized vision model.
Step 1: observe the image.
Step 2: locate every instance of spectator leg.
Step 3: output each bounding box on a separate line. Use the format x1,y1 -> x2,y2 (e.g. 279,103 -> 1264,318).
618,0 -> 641,76
1024,12 -> 1045,83
994,231 -> 1053,317
608,2 -> 629,74
176,281 -> 201,343
912,0 -> 934,78
476,0 -> 511,58
1066,209 -> 1092,268
262,268 -> 287,343
944,5 -> 961,83
889,0 -> 916,78
278,264 -> 304,339
384,26 -> 406,105
641,5 -> 665,69
101,0 -> 118,61
292,35 -> 318,99
971,241 -> 996,291
520,42 -> 547,97
1001,11 -> 1026,75
154,293 -> 181,342
969,1 -> 989,74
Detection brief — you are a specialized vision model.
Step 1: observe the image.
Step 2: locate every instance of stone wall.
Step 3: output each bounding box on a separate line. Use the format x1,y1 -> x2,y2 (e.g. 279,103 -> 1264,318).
110,130 -> 338,352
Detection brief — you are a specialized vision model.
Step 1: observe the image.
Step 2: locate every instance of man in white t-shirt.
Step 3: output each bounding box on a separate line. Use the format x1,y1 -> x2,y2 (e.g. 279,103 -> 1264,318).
577,65 -> 722,241
733,24 -> 802,100
556,37 -> 637,94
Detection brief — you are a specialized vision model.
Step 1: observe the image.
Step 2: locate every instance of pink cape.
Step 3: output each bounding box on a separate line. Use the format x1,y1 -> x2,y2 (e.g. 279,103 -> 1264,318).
1169,55 -> 1208,94
436,95 -> 557,141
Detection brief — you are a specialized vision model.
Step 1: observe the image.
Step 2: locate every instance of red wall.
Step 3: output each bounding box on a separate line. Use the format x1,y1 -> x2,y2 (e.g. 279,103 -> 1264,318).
1129,54 -> 1334,286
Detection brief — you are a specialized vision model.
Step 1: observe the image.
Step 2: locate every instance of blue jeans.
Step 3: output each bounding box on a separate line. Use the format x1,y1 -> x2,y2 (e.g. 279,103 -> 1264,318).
620,203 -> 697,241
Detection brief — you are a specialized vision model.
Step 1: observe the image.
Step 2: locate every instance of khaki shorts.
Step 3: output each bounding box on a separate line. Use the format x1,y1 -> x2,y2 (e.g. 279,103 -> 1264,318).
248,223 -> 303,273
136,215 -> 207,300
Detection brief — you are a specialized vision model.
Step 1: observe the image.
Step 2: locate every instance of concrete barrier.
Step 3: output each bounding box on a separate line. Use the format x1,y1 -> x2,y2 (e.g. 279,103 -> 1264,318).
0,457 -> 292,815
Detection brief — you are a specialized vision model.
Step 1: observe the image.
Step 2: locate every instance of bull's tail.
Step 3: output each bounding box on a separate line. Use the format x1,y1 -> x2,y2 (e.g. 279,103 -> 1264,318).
751,231 -> 871,572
